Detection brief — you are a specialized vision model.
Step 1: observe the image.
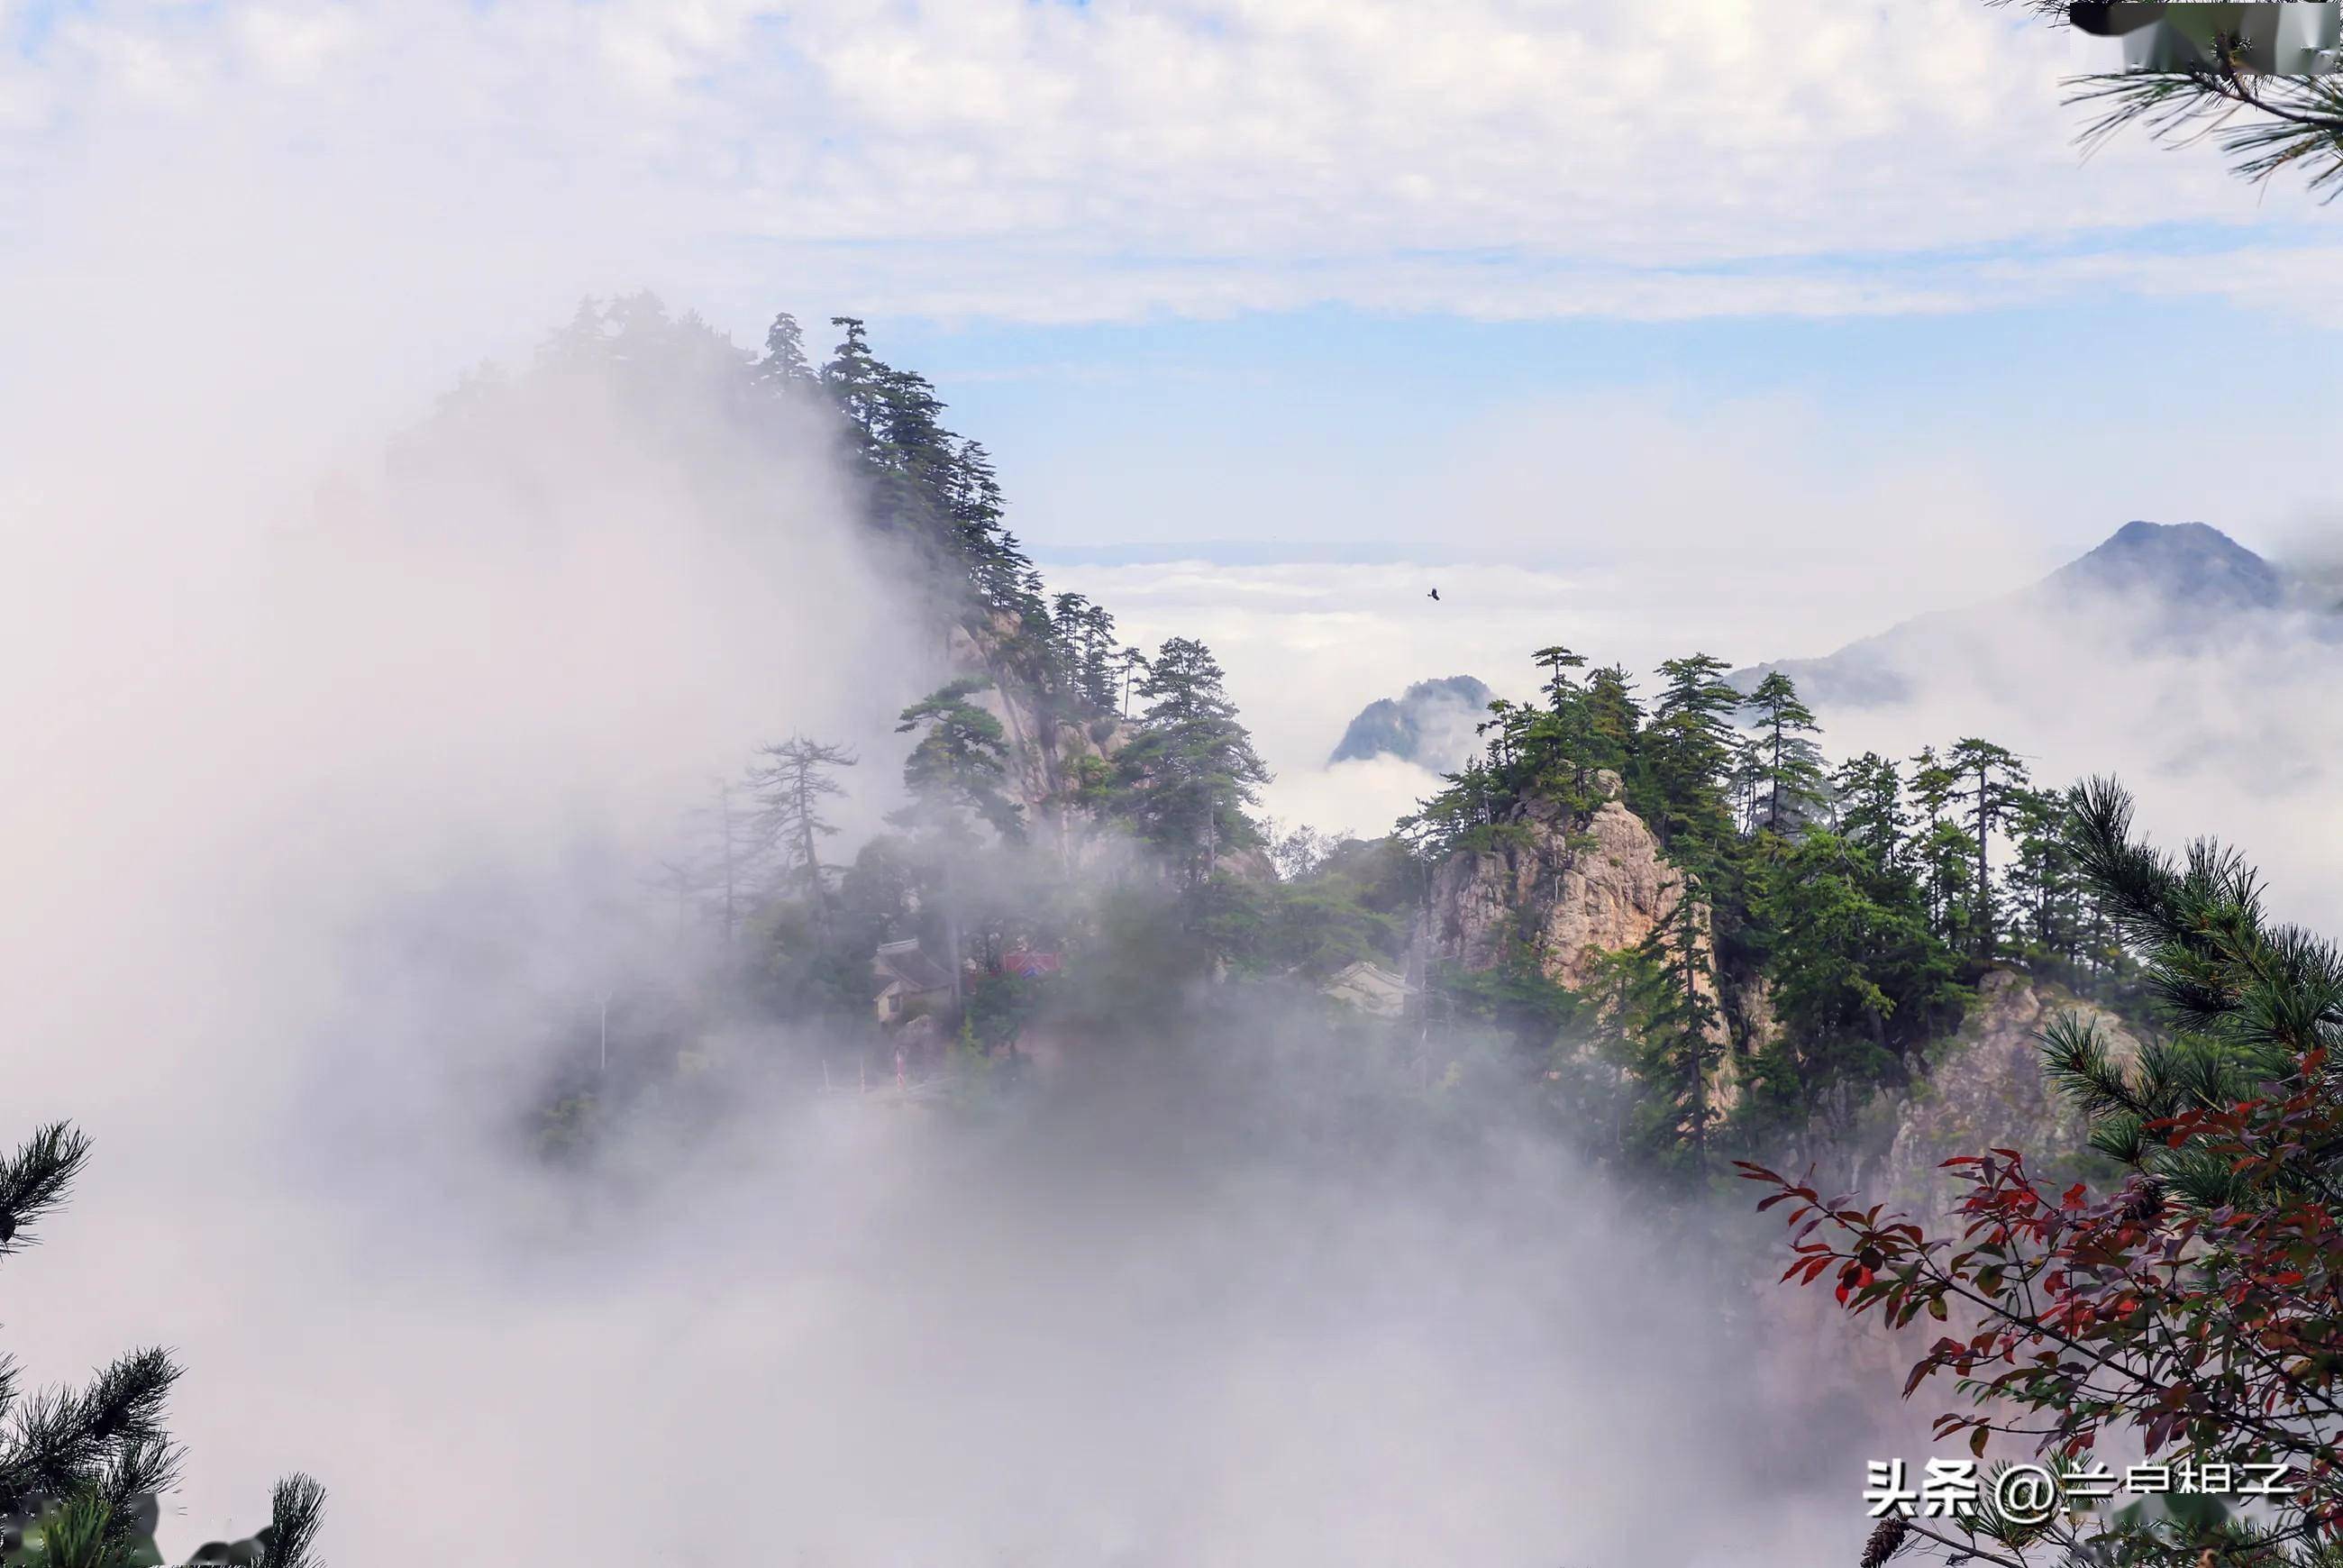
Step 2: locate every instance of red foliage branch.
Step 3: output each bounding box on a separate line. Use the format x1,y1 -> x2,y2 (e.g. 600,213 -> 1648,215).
1741,1051 -> 2343,1558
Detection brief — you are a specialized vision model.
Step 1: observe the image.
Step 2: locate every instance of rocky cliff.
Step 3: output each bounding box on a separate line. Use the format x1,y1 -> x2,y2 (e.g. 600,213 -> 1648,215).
1422,778 -> 1740,1102
1426,781 -> 1697,993
946,614 -> 1126,837
1876,968 -> 2142,1217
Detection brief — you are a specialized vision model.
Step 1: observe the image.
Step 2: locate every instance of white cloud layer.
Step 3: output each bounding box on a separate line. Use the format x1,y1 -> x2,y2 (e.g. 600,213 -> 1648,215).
3,0 -> 2333,340
1088,553 -> 2343,932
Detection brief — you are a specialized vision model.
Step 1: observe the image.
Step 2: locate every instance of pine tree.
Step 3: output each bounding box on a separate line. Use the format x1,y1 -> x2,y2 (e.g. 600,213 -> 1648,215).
2001,782 -> 2092,976
1828,752 -> 1909,868
1639,653 -> 1743,861
1114,645 -> 1149,720
674,779 -> 761,946
1743,671 -> 1828,834
745,737 -> 858,929
893,678 -> 1022,845
1116,638 -> 1270,889
1744,828 -> 1961,1138
752,311 -> 814,390
0,1125 -> 324,1568
1618,882 -> 1725,1170
1579,664 -> 1644,781
1044,594 -> 1120,714
1521,643 -> 1608,803
1726,732 -> 1766,838
892,678 -> 1023,1015
1946,737 -> 2030,962
1076,603 -> 1119,716
1531,644 -> 1586,712
819,317 -> 888,460
1908,746 -> 1978,945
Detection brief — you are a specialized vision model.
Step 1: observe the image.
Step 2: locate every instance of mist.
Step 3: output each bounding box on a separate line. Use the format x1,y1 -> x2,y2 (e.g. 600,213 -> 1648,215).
10,8 -> 2336,1561
1092,552 -> 2343,933
0,281 -> 1956,1563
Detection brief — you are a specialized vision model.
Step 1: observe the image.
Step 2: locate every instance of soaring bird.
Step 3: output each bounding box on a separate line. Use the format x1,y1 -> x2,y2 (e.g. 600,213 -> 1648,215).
1427,587 -> 1440,602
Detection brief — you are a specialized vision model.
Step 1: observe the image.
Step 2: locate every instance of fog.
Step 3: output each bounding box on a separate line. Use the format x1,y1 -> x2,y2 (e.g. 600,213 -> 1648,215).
0,280 -> 1956,1563
7,283 -> 2334,1568
11,15 -> 2336,1561
1086,554 -> 2343,934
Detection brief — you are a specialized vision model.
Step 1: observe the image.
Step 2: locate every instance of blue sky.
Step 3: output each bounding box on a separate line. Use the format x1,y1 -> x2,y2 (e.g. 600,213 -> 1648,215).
875,291 -> 2340,567
5,0 -> 2336,579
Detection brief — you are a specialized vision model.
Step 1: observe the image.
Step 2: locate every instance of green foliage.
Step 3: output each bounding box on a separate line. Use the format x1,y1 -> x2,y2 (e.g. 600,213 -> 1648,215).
1746,778 -> 2343,1567
964,969 -> 1044,1053
1114,638 -> 1270,889
0,1126 -> 316,1568
1618,885 -> 1726,1168
2038,777 -> 2343,1208
894,677 -> 1023,844
1436,949 -> 1582,1048
1737,830 -> 1965,1144
2032,5 -> 2343,199
1401,638 -> 2147,1171
1740,671 -> 1827,835
19,1490 -> 131,1568
1637,653 -> 1743,866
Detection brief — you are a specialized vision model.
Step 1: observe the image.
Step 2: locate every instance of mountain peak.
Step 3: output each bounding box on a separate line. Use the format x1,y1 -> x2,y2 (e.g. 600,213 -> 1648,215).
1331,675 -> 1493,771
2048,520 -> 2282,612
1732,519 -> 2302,710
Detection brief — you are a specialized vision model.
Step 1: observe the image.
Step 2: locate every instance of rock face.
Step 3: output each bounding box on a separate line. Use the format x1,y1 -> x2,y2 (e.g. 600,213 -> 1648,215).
1425,782 -> 1736,1115
946,616 -> 1124,813
1427,781 -> 1703,997
1878,969 -> 2142,1217
942,611 -> 1272,884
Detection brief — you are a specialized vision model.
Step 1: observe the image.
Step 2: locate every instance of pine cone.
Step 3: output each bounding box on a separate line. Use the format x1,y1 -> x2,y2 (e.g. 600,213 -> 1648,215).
2121,1180 -> 2165,1228
1860,1516 -> 1908,1568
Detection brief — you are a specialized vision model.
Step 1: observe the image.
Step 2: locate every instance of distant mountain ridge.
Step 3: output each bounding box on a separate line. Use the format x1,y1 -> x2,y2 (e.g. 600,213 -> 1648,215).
1331,675 -> 1493,772
1736,520 -> 2322,709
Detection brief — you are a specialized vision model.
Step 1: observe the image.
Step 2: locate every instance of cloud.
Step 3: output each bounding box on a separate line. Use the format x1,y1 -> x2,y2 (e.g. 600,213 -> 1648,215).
0,294 -> 1927,1565
3,0 -> 2334,333
0,314 -> 934,1551
1116,552 -> 2343,934
1053,388 -> 2070,820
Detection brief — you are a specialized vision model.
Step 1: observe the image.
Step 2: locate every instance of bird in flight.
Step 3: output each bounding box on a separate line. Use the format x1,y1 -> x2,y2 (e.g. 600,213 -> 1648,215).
1427,587 -> 1441,602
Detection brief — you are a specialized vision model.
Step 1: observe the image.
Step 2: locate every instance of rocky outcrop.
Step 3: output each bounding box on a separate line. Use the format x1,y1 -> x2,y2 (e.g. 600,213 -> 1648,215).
1427,779 -> 1703,995
1878,969 -> 2142,1217
944,615 -> 1125,816
936,614 -> 1141,883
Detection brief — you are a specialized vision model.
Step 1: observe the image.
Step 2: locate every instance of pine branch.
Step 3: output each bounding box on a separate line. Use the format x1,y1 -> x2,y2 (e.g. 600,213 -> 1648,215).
2038,1011 -> 2138,1122
94,1432 -> 179,1532
0,1126 -> 92,1257
24,1489 -> 117,1568
78,1352 -> 177,1450
254,1473 -> 327,1568
2074,61 -> 2343,196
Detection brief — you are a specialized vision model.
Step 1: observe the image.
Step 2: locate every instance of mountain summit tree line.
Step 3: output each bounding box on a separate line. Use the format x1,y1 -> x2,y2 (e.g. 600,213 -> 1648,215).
432,300 -> 2343,1568
488,296 -> 2133,1200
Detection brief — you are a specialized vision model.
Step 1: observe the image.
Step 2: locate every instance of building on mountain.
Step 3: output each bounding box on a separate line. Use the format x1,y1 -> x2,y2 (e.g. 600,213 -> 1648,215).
871,939 -> 955,1026
1322,960 -> 1417,1019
